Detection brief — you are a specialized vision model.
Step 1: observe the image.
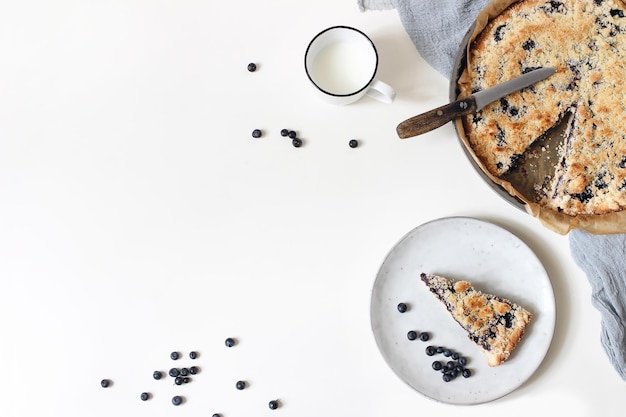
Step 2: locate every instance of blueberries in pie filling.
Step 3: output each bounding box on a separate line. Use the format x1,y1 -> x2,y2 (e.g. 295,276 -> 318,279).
573,187 -> 594,203
611,9 -> 626,18
495,125 -> 506,147
619,156 -> 626,169
522,38 -> 536,51
494,24 -> 507,42
543,1 -> 566,14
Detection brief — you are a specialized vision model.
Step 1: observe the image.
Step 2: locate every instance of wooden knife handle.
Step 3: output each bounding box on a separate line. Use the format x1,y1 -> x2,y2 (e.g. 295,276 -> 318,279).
396,97 -> 477,139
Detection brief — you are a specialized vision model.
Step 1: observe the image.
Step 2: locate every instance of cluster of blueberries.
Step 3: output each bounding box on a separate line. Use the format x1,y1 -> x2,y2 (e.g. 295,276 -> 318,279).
100,337 -> 281,412
397,302 -> 473,382
250,127 -> 360,149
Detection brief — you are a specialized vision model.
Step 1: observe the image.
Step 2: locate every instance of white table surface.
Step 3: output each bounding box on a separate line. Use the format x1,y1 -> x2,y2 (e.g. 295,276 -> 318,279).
1,1 -> 622,416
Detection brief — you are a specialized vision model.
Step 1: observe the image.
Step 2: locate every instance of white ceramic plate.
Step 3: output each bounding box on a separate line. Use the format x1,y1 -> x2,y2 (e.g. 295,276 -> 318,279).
370,217 -> 555,405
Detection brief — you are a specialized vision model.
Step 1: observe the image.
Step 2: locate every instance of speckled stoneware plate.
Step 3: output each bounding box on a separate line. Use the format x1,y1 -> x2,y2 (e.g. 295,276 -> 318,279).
370,217 -> 555,405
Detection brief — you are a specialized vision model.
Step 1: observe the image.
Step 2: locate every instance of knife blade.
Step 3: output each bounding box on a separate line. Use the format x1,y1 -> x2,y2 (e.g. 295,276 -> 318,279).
396,67 -> 557,139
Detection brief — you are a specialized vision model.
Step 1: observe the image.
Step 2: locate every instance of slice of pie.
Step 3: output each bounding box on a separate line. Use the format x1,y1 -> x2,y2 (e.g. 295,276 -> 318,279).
420,272 -> 532,367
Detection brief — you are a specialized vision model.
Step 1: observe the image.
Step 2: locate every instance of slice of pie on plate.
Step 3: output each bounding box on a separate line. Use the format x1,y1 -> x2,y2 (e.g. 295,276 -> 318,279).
420,272 -> 532,367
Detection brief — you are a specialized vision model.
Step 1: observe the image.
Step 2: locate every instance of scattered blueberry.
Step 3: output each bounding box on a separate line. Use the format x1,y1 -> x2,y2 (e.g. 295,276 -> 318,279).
170,351 -> 180,360
397,302 -> 408,313
288,130 -> 296,139
446,361 -> 456,370
153,371 -> 163,380
462,369 -> 472,378
247,63 -> 257,72
212,414 -> 222,417
189,351 -> 198,360
269,399 -> 280,410
349,139 -> 359,148
180,368 -> 189,376
280,129 -> 289,137
425,346 -> 436,356
442,349 -> 452,357
407,330 -> 418,341
252,129 -> 262,138
432,361 -> 443,371
225,337 -> 236,347
100,379 -> 111,388
175,377 -> 184,386
169,368 -> 180,377
236,380 -> 247,390
183,377 -> 191,384
419,332 -> 430,342
436,346 -> 444,354
140,392 -> 150,401
292,138 -> 302,148
451,352 -> 460,360
172,395 -> 183,406
189,366 -> 199,375
442,373 -> 453,382
458,356 -> 468,366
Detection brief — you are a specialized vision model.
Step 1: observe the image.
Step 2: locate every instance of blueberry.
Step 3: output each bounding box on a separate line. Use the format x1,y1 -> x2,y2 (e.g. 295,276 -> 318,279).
446,361 -> 456,370
180,368 -> 189,376
349,139 -> 359,148
100,379 -> 111,388
212,414 -> 222,417
407,330 -> 418,341
396,302 -> 408,313
153,371 -> 163,380
458,356 -> 468,366
280,129 -> 289,137
288,130 -> 296,139
252,129 -> 262,138
169,368 -> 180,377
451,352 -> 460,360
418,332 -> 430,342
462,369 -> 472,378
436,346 -> 444,354
170,351 -> 180,360
172,395 -> 183,406
432,361 -> 443,371
269,400 -> 280,410
425,346 -> 436,356
183,377 -> 191,384
247,63 -> 257,72
189,366 -> 199,375
442,349 -> 452,357
292,138 -> 302,148
189,351 -> 198,359
175,377 -> 184,385
236,380 -> 247,390
225,337 -> 236,347
442,373 -> 453,382
140,392 -> 150,401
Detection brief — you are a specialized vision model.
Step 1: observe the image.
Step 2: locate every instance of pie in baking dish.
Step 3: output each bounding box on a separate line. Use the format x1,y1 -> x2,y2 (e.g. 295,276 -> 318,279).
420,273 -> 532,366
459,0 -> 626,216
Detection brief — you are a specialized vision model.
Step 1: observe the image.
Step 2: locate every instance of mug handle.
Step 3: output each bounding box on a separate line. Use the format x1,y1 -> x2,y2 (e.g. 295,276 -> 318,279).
366,79 -> 396,104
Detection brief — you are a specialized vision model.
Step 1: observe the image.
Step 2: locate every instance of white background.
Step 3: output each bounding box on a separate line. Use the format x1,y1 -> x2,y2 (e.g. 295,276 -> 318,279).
0,1 -> 622,416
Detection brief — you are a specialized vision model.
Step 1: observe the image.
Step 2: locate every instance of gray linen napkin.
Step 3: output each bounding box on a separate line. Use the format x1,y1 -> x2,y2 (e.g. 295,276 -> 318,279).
359,0 -> 626,381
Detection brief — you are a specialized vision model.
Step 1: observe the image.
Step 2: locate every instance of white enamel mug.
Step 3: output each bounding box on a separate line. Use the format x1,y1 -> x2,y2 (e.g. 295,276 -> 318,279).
304,26 -> 396,105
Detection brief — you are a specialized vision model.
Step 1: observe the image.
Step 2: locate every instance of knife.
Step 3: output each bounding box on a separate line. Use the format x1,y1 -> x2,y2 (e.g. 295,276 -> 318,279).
396,67 -> 557,139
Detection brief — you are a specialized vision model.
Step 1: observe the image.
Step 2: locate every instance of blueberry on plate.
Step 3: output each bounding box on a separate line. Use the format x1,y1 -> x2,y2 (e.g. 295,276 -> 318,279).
140,392 -> 150,401
292,138 -> 303,148
418,332 -> 430,342
236,380 -> 246,390
432,361 -> 443,371
100,379 -> 111,388
252,129 -> 262,138
407,330 -> 418,341
172,395 -> 183,406
462,368 -> 472,378
425,346 -> 436,356
180,368 -> 189,376
175,377 -> 184,385
442,373 -> 453,382
169,368 -> 180,377
288,130 -> 296,139
349,139 -> 359,148
153,371 -> 163,380
396,302 -> 408,313
280,129 -> 289,137
225,337 -> 236,347
170,351 -> 180,360
247,63 -> 257,72
189,351 -> 198,359
189,366 -> 199,375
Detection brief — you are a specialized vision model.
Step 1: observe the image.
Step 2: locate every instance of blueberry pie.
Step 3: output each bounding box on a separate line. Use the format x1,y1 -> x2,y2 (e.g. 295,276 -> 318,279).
420,273 -> 532,367
459,0 -> 626,216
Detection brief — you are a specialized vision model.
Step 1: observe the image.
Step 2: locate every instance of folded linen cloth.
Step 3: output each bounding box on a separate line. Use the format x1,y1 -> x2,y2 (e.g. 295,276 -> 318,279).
359,0 -> 626,381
